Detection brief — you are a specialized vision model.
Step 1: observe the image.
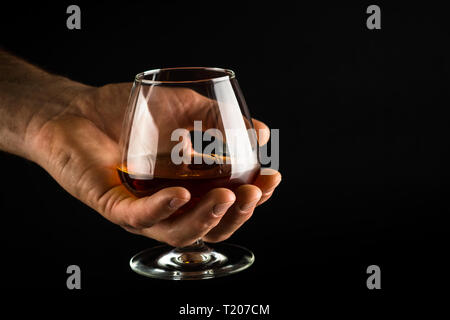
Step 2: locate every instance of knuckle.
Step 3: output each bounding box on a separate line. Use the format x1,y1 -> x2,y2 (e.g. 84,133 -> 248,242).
124,214 -> 145,230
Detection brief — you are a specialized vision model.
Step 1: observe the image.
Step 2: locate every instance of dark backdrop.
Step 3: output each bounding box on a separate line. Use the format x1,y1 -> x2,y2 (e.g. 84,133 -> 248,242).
1,0 -> 448,312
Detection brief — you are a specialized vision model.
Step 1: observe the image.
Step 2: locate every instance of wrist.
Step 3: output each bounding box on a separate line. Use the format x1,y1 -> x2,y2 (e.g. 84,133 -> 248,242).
25,77 -> 95,163
0,50 -> 95,163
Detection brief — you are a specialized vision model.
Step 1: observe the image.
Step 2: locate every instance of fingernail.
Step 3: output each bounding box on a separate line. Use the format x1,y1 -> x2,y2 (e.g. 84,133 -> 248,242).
239,199 -> 259,212
169,198 -> 190,209
212,201 -> 234,217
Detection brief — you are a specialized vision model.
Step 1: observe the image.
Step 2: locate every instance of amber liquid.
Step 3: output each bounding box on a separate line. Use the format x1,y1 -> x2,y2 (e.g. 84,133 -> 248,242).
118,154 -> 260,209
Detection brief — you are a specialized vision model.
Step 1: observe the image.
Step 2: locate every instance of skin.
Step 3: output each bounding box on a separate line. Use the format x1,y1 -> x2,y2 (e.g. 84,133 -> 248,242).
0,50 -> 281,247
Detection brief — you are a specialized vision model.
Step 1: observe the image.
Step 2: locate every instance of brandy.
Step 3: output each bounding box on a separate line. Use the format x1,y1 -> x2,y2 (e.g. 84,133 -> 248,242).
117,154 -> 260,200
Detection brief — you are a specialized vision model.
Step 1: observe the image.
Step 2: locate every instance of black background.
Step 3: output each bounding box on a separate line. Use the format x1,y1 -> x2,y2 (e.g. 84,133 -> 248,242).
1,0 -> 448,313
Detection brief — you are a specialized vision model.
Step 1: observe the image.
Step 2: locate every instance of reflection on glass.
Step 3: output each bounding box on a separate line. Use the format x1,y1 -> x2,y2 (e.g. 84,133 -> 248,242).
118,67 -> 260,280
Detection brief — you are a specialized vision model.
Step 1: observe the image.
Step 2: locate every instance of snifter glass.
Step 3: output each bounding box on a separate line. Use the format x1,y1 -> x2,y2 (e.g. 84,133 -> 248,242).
118,67 -> 260,280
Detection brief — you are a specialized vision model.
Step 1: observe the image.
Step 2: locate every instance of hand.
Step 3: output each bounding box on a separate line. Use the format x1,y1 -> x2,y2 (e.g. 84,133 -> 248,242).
30,83 -> 282,247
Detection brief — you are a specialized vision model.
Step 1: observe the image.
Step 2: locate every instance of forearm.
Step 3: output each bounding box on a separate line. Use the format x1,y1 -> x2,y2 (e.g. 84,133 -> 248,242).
0,50 -> 91,160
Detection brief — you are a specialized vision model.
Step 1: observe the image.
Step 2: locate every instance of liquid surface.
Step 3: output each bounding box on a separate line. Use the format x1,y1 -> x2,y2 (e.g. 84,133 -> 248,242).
118,154 -> 260,199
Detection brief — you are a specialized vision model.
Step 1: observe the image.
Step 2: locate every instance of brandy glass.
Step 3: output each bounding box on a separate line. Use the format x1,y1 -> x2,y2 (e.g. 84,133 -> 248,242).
118,67 -> 260,280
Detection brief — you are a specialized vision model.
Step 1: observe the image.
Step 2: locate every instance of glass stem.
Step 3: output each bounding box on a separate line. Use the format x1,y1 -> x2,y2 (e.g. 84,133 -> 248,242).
173,239 -> 210,264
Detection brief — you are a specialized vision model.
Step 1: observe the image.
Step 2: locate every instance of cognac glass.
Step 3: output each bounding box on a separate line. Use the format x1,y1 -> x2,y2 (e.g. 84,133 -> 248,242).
118,67 -> 260,280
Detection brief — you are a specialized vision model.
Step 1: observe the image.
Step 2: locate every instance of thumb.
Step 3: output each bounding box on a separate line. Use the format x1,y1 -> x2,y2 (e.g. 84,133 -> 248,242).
105,186 -> 191,229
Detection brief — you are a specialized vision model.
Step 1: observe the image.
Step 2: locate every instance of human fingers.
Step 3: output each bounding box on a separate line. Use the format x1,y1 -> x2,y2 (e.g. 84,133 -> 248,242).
203,184 -> 262,243
252,168 -> 282,206
138,188 -> 236,247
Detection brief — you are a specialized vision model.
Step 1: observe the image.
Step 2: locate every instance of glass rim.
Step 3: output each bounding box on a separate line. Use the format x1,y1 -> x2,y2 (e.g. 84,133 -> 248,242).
135,67 -> 235,85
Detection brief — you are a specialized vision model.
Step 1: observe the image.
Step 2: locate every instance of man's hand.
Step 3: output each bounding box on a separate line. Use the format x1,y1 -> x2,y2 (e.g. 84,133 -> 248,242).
0,51 -> 281,247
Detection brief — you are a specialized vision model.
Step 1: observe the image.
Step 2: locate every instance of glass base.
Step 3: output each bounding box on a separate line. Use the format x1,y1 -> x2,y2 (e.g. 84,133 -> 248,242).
129,242 -> 254,280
